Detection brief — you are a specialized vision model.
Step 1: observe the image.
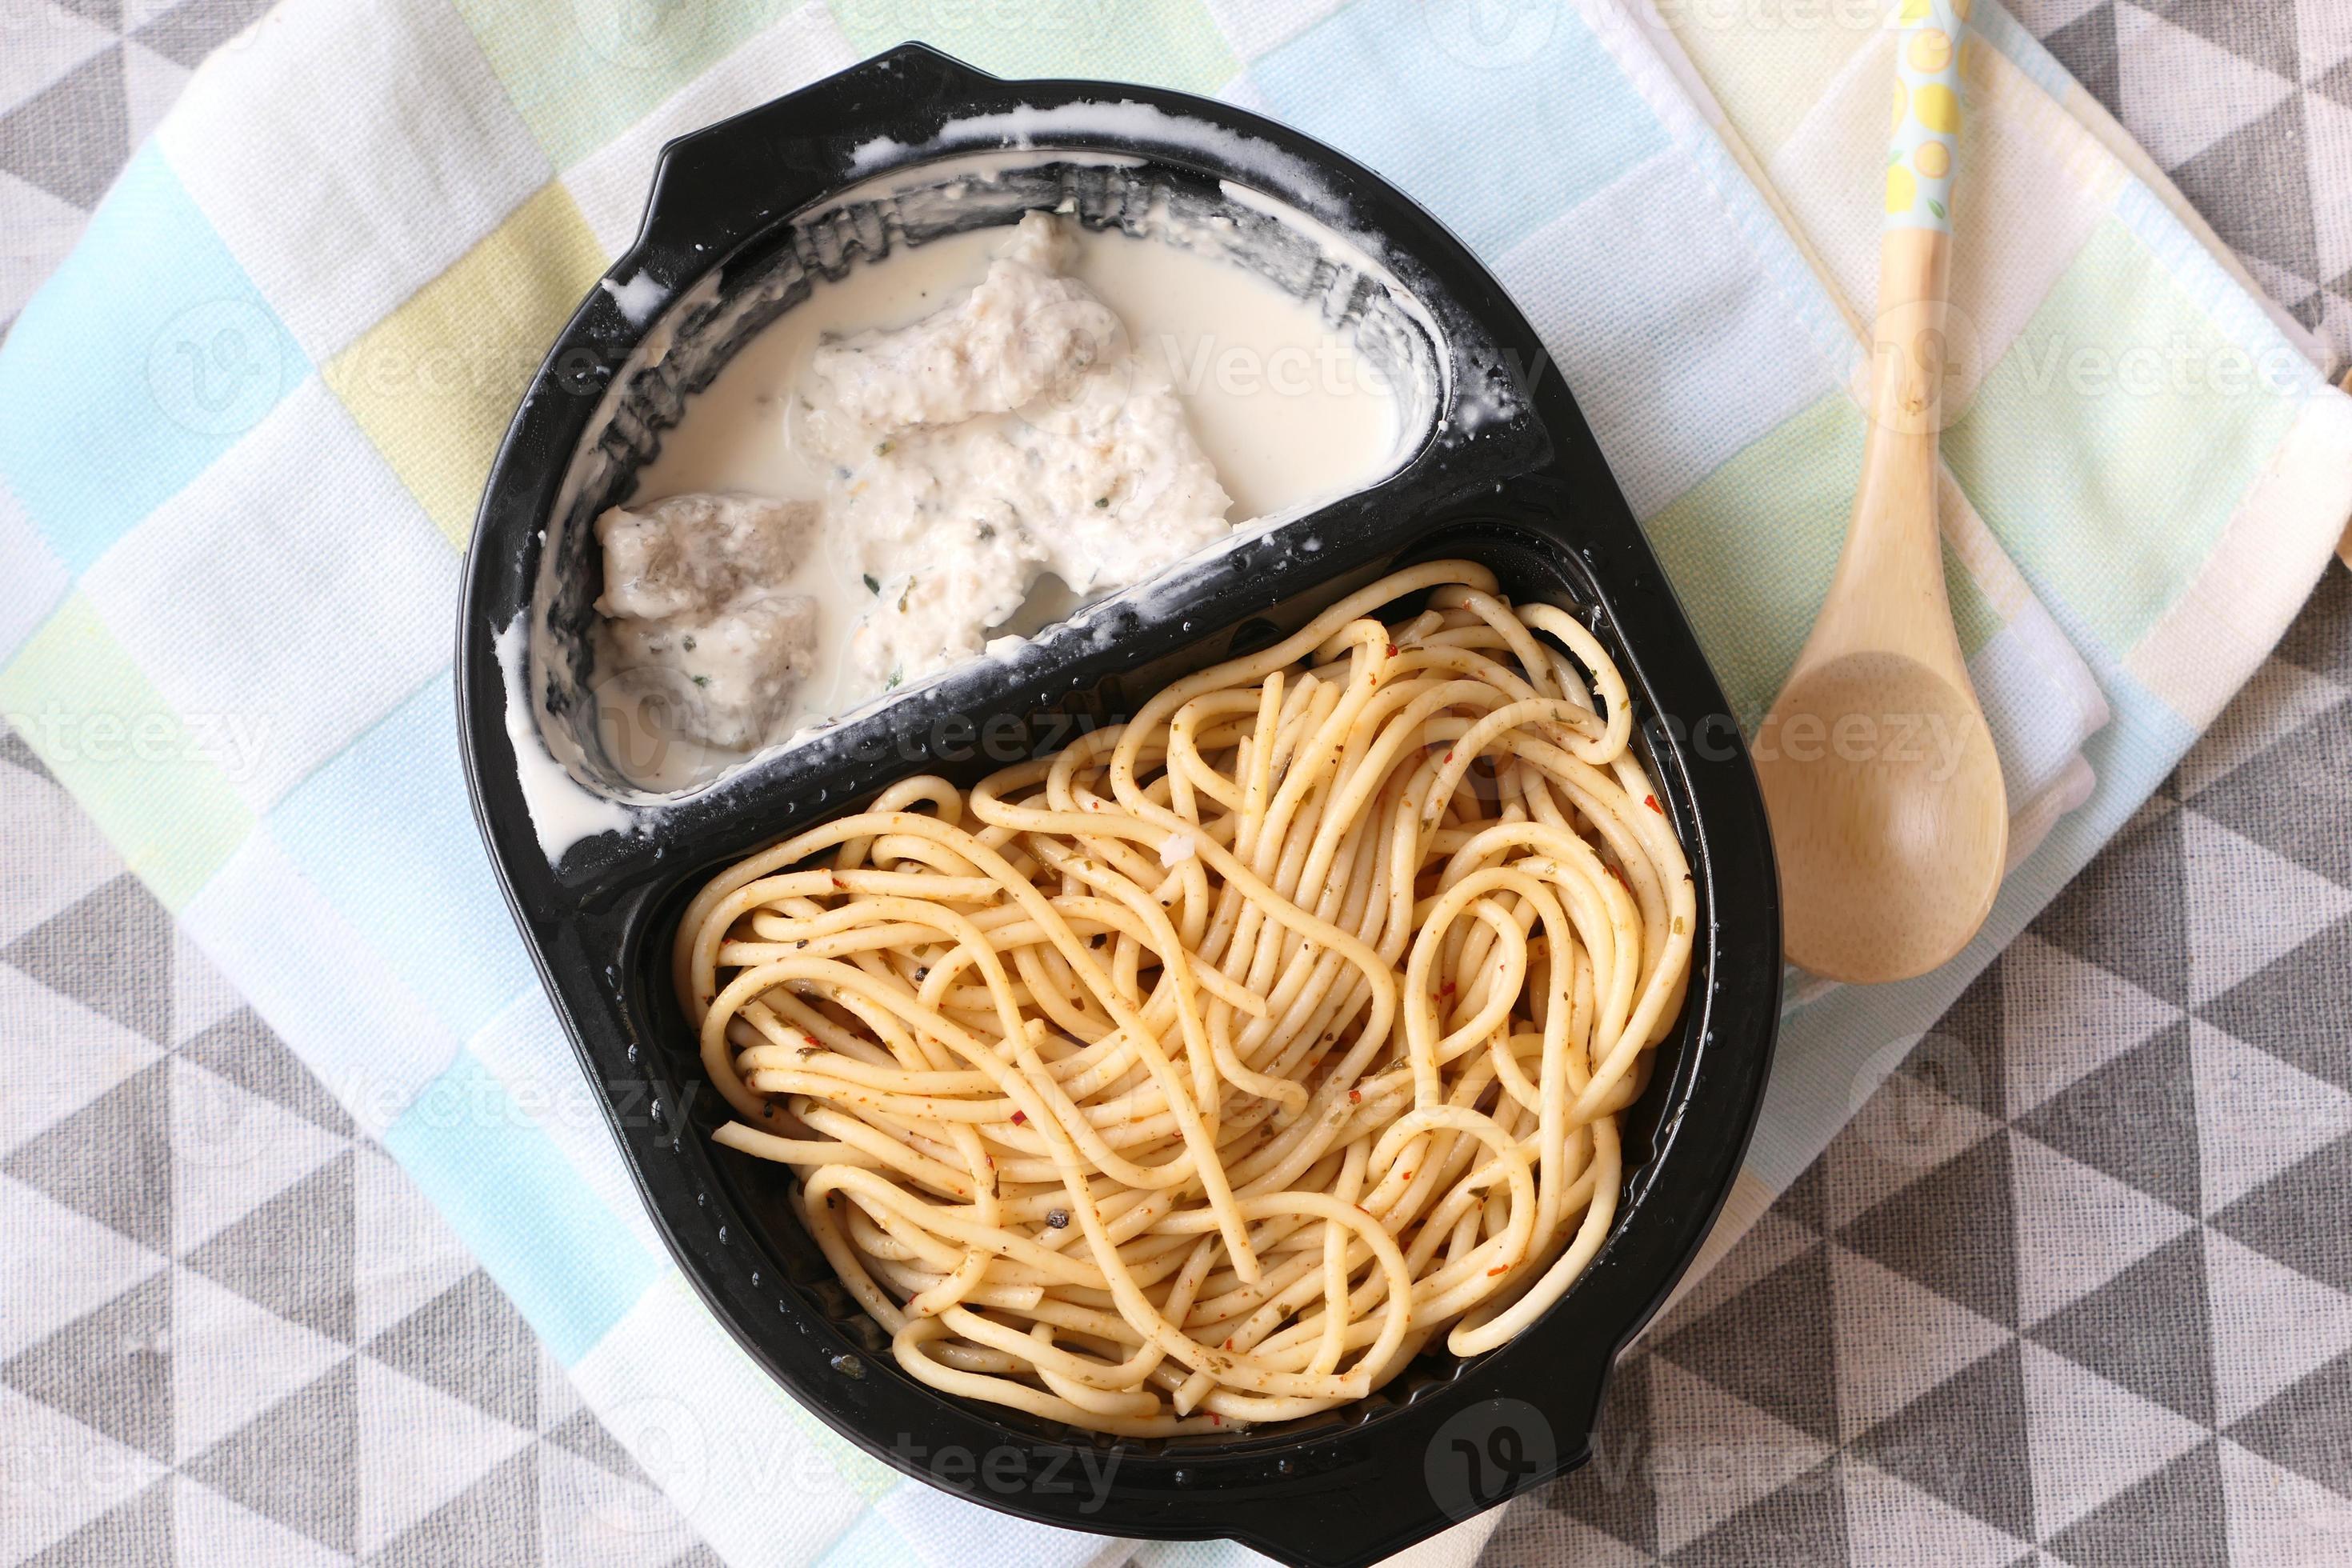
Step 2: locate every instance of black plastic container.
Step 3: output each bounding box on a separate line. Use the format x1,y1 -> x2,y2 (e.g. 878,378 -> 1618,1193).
457,44 -> 1780,1567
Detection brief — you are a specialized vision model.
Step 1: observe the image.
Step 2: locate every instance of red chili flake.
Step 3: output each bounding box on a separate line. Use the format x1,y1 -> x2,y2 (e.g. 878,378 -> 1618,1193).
1439,980 -> 1457,996
1386,644 -> 1398,658
1443,750 -> 1454,763
1011,1110 -> 1027,1125
1487,1266 -> 1509,1277
1644,794 -> 1662,812
1210,1414 -> 1223,1425
1347,1089 -> 1362,1103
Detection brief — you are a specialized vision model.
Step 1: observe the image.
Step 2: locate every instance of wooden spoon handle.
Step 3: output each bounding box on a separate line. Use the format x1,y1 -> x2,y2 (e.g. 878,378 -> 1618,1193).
1794,3 -> 1971,679
1874,0 -> 1966,424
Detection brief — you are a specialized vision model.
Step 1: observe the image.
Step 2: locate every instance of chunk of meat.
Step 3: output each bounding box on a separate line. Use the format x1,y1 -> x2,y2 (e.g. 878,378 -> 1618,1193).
846,516 -> 1049,692
595,492 -> 814,620
801,212 -> 1124,450
602,594 -> 818,751
594,491 -> 819,750
805,213 -> 1231,698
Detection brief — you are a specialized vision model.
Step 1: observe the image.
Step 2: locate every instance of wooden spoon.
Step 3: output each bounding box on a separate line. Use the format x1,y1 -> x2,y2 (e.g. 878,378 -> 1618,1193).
1755,1 -> 2006,984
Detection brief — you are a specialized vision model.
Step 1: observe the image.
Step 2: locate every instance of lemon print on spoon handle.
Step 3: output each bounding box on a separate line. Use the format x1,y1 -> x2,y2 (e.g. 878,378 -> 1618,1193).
1887,0 -> 1966,231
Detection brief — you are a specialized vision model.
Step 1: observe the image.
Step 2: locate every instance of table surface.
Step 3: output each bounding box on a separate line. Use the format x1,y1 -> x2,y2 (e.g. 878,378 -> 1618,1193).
3,2 -> 2349,1563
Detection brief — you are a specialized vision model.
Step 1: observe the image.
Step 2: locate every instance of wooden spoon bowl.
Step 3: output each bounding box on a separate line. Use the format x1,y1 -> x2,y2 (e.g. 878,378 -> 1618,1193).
1758,648 -> 2006,982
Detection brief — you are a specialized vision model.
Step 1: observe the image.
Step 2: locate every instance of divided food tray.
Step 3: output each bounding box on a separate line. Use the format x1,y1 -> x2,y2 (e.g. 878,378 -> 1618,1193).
456,44 -> 1781,1567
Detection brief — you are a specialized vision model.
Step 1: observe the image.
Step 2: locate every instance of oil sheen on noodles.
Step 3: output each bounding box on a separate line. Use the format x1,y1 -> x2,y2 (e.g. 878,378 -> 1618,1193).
674,561 -> 1695,1435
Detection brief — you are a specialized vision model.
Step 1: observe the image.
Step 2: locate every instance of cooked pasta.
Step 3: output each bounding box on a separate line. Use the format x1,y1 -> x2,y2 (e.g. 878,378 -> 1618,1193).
674,560 -> 1694,1434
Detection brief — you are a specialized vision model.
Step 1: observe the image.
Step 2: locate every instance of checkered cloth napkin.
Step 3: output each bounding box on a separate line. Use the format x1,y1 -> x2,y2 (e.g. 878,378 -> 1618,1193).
1,1 -> 2345,1562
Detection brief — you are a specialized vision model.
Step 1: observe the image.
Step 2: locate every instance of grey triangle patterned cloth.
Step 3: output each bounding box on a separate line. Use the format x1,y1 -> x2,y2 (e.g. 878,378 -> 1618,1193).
2022,0 -> 2352,368
5,2 -> 2351,1564
0,742 -> 718,1560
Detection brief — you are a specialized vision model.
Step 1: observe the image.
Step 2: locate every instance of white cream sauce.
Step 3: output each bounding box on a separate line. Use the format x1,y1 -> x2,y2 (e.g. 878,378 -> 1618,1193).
605,211 -> 1404,782
497,611 -> 638,849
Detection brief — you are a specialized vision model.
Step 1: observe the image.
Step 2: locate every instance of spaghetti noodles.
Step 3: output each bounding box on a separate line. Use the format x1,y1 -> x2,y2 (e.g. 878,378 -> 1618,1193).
675,561 -> 1694,1434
